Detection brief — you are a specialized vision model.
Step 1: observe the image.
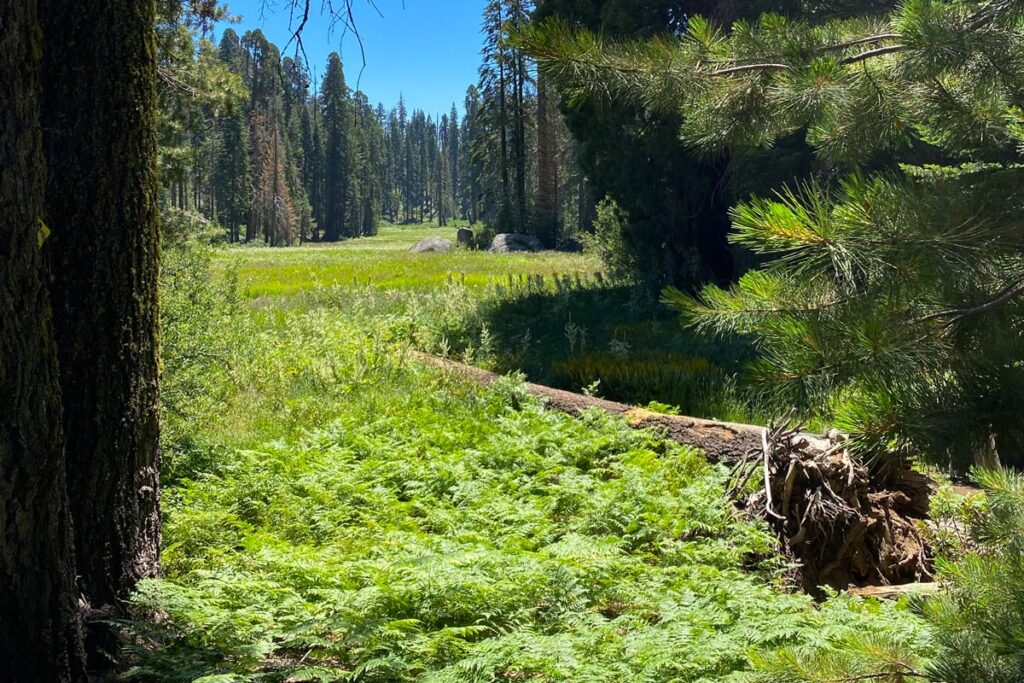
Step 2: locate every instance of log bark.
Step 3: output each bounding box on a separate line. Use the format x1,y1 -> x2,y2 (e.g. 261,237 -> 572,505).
40,0 -> 162,614
0,3 -> 87,679
848,583 -> 941,600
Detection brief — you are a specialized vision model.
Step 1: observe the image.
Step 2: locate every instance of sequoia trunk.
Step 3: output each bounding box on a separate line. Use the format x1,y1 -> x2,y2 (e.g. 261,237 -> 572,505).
0,2 -> 87,680
39,0 -> 162,612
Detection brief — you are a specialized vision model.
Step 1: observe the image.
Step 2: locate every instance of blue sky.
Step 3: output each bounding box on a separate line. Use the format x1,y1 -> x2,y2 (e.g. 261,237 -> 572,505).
219,0 -> 486,116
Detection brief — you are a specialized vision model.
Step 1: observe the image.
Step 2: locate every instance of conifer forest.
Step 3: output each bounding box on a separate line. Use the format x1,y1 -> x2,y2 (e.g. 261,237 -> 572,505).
5,0 -> 1024,681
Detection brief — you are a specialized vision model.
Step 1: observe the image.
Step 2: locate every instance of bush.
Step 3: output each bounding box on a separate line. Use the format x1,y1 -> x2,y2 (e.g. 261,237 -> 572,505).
580,196 -> 637,282
161,207 -> 224,247
159,238 -> 244,481
920,468 -> 1024,683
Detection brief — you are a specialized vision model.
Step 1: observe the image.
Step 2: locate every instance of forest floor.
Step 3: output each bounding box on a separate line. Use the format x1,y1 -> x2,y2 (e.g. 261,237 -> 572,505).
135,225 -> 934,680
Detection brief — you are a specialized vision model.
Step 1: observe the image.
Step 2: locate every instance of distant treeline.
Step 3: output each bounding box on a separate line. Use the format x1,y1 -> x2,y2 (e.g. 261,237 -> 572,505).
158,1 -> 583,247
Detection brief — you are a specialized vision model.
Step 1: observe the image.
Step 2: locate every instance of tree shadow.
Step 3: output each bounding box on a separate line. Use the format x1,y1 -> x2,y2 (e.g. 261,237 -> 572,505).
474,280 -> 762,422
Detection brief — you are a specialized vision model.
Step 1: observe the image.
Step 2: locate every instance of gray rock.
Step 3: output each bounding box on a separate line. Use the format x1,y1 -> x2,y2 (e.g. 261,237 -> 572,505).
409,236 -> 453,253
457,227 -> 474,248
487,233 -> 545,253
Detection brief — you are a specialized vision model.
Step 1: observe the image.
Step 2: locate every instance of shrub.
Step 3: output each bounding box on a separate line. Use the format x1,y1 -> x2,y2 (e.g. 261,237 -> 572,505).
580,196 -> 637,282
920,468 -> 1024,682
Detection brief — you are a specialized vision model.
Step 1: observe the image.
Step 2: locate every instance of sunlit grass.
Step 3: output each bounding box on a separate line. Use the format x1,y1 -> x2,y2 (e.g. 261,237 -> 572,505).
215,223 -> 599,299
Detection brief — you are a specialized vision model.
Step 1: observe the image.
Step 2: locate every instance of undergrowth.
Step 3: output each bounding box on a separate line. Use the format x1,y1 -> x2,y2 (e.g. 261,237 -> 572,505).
136,237 -> 934,681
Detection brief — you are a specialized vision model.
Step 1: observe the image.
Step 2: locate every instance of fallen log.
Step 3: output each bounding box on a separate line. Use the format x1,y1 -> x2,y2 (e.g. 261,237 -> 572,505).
412,351 -> 763,461
413,351 -> 936,593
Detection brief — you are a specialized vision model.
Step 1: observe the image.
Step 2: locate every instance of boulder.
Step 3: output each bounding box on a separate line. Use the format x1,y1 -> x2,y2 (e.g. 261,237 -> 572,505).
456,227 -> 474,248
487,233 -> 545,253
409,236 -> 453,254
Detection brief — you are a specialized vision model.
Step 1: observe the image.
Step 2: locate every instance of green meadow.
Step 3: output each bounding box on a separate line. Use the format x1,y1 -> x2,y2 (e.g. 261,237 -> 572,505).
210,224 -> 762,424
218,223 -> 599,299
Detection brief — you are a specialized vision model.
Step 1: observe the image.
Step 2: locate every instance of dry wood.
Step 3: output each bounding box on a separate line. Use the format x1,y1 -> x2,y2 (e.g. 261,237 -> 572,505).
848,583 -> 942,600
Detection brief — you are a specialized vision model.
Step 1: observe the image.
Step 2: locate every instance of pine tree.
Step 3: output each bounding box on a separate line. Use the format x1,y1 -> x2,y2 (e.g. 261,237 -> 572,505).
462,85 -> 485,224
39,0 -> 164,666
283,56 -> 314,241
213,29 -> 252,241
535,71 -> 559,245
438,115 -> 454,226
448,104 -> 462,219
215,104 -> 252,242
321,52 -> 351,241
305,89 -> 326,239
480,0 -> 513,228
1,4 -> 86,678
508,0 -> 533,232
524,0 -> 1024,470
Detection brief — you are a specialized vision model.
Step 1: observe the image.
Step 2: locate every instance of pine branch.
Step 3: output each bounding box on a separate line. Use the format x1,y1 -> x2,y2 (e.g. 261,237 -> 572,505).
710,63 -> 790,76
824,671 -> 927,682
712,33 -> 904,72
827,33 -> 903,51
914,279 -> 1024,325
839,44 -> 907,65
705,42 -> 906,77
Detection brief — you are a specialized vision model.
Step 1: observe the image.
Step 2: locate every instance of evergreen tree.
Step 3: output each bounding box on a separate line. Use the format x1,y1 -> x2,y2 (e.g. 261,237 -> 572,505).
214,29 -> 252,241
448,104 -> 462,219
305,89 -> 326,239
525,0 -> 1024,470
379,104 -> 399,222
0,4 -> 85,678
479,0 -> 514,228
531,0 -> 738,284
215,104 -> 252,242
508,0 -> 533,231
462,85 -> 485,224
438,114 -> 455,226
535,71 -> 559,245
42,0 -> 164,623
321,52 -> 351,241
283,56 -> 314,241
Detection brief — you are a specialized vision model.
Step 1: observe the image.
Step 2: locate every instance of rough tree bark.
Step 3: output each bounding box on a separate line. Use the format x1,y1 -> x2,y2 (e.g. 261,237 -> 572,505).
39,0 -> 162,614
0,3 -> 87,680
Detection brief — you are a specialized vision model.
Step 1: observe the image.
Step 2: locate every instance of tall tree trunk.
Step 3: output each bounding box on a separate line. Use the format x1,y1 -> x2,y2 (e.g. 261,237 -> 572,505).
40,0 -> 162,617
536,74 -> 558,247
0,3 -> 87,680
513,46 -> 528,234
496,2 -> 511,225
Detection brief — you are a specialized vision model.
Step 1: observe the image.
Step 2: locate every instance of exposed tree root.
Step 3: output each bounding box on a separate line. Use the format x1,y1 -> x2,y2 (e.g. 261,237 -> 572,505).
727,416 -> 935,593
